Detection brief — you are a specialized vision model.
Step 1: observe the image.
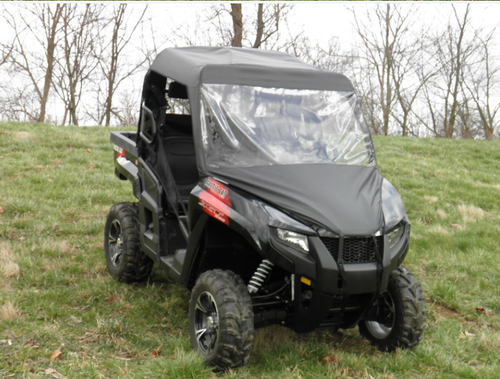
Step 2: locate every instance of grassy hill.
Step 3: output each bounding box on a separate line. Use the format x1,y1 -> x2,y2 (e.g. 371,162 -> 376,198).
1,121 -> 500,378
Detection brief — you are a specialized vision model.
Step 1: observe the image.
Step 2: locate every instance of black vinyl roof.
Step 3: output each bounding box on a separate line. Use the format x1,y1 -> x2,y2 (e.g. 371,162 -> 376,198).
149,46 -> 354,91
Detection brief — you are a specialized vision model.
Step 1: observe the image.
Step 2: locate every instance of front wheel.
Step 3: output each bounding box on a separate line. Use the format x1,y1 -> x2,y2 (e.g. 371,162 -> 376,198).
359,266 -> 425,351
189,270 -> 254,370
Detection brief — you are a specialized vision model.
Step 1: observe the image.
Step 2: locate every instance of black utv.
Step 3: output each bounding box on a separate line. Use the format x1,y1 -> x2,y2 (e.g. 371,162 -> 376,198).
104,46 -> 425,369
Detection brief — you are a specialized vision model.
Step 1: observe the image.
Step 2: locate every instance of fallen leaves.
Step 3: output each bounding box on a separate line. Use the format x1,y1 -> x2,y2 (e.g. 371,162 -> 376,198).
322,353 -> 337,364
104,295 -> 117,304
152,347 -> 162,357
24,339 -> 39,349
50,343 -> 65,362
475,307 -> 494,317
50,348 -> 63,362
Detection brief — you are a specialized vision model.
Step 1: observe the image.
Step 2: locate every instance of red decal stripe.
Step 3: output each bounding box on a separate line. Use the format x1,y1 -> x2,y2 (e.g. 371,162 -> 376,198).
116,146 -> 126,158
199,190 -> 230,225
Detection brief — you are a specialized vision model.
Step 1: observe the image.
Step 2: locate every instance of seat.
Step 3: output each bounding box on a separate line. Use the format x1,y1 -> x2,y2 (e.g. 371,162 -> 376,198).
161,114 -> 198,202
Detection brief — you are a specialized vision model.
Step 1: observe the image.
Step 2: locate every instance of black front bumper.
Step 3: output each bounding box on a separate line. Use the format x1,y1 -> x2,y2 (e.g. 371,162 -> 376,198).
268,225 -> 410,332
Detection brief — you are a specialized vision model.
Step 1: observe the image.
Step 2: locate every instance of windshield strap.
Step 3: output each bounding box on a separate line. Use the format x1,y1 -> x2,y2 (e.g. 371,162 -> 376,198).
337,237 -> 347,320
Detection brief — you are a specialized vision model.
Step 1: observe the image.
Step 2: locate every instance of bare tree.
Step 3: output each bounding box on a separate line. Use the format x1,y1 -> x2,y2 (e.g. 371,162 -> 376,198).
353,4 -> 418,136
391,32 -> 439,137
1,4 -> 64,122
354,60 -> 384,136
421,4 -> 476,138
455,97 -> 480,139
441,5 -> 472,138
0,43 -> 12,67
461,27 -> 500,140
93,4 -> 149,126
53,4 -> 103,125
230,4 -> 243,47
290,36 -> 356,74
38,4 -> 64,124
210,3 -> 290,49
117,88 -> 141,127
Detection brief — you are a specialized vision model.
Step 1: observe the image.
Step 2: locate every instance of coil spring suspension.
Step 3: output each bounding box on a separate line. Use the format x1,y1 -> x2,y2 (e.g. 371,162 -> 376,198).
248,259 -> 274,294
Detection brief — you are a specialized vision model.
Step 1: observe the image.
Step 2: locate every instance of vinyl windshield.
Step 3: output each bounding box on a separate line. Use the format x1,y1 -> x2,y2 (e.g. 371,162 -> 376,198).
200,84 -> 376,168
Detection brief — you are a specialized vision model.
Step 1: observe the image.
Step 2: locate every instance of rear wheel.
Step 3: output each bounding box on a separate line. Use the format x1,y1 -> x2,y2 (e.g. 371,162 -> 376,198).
189,270 -> 254,370
104,203 -> 153,282
359,266 -> 425,351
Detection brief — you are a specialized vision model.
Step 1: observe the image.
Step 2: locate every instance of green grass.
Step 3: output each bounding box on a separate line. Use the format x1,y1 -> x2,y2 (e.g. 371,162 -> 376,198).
1,122 -> 499,378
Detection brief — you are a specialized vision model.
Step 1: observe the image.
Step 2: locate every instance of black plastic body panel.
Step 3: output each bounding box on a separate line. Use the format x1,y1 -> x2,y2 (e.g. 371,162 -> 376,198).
137,158 -> 164,260
110,131 -> 140,198
110,131 -> 138,161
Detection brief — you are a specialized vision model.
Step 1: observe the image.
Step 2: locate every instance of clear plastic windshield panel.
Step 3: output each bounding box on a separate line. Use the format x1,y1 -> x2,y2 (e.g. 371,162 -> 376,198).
200,84 -> 376,168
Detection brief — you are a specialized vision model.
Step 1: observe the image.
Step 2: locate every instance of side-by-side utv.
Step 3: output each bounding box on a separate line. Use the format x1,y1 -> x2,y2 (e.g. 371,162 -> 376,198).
104,46 -> 425,369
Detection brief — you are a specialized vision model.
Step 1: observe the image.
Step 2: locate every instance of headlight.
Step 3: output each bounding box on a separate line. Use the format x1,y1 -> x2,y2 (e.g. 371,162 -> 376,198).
276,228 -> 309,252
387,225 -> 405,250
381,178 -> 407,231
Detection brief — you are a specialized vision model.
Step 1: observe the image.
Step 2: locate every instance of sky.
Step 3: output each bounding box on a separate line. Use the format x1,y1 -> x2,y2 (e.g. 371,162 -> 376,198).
2,2 -> 499,48
1,1 -> 499,127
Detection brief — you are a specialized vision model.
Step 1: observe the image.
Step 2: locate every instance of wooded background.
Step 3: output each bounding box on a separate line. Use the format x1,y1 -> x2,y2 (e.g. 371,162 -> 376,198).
0,3 -> 498,139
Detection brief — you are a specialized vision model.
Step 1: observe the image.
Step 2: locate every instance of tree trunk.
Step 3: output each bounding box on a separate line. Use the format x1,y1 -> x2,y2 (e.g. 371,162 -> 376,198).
39,5 -> 64,123
104,5 -> 124,127
253,4 -> 264,48
230,4 -> 243,47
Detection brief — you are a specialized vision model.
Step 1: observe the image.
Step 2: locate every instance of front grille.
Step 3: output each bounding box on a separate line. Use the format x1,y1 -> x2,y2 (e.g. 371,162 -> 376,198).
320,236 -> 383,263
321,237 -> 340,258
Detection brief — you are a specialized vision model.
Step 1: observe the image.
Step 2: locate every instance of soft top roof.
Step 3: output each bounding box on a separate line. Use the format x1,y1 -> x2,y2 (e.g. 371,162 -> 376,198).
149,46 -> 354,91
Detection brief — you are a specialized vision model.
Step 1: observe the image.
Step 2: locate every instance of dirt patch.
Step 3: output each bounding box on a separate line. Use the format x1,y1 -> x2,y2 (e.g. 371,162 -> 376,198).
428,225 -> 453,236
2,262 -> 20,278
458,204 -> 486,222
0,242 -> 19,280
0,301 -> 20,321
424,196 -> 438,204
13,131 -> 36,140
473,182 -> 500,191
431,301 -> 462,320
436,209 -> 447,219
50,240 -> 78,255
254,325 -> 297,350
429,302 -> 498,330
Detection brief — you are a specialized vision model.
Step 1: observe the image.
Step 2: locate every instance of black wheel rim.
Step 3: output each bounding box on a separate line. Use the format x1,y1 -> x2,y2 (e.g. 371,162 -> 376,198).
365,291 -> 396,339
194,291 -> 219,355
107,219 -> 123,267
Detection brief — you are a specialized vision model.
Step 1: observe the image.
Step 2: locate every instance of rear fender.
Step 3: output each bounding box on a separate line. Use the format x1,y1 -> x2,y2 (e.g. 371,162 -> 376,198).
110,131 -> 140,198
114,156 -> 141,199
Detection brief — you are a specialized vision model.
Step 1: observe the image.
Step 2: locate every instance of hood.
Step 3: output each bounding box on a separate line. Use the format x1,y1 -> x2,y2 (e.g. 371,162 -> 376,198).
211,164 -> 384,237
